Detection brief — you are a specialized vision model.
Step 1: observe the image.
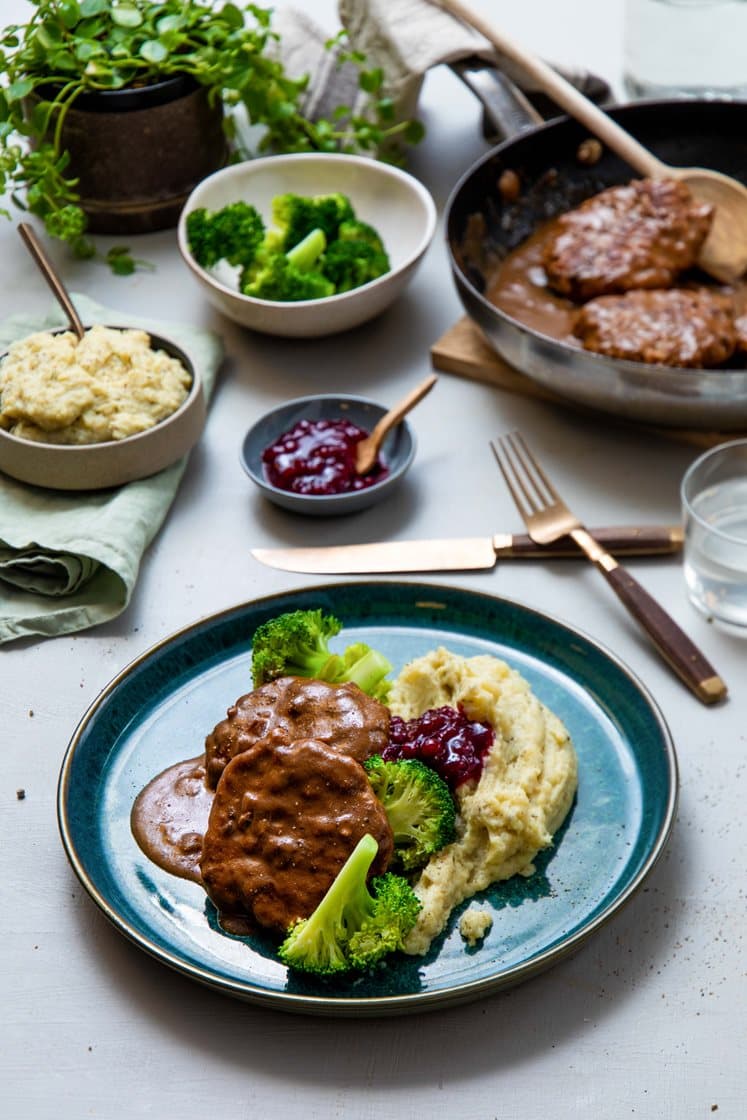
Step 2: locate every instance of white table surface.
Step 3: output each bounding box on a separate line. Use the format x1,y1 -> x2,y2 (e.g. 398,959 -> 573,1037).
2,2 -> 746,1117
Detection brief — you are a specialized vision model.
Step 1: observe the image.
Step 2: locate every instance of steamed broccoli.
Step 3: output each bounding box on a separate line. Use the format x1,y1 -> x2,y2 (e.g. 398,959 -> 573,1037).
278,833 -> 421,975
320,218 -> 390,292
240,227 -> 334,302
189,193 -> 390,301
250,609 -> 392,699
186,202 -> 265,269
251,608 -> 342,684
321,239 -> 390,293
337,219 -> 389,256
364,756 -> 456,871
270,192 -> 356,250
334,641 -> 393,703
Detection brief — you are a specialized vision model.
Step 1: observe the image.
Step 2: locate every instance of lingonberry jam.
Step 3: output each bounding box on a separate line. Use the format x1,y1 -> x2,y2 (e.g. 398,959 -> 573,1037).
261,417 -> 388,496
383,705 -> 494,789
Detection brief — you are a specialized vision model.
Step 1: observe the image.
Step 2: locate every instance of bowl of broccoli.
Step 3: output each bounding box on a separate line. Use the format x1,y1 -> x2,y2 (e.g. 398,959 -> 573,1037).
176,153 -> 437,337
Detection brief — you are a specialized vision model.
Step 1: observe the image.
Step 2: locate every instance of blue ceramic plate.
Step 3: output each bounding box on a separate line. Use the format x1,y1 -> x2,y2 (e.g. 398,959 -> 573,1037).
57,582 -> 677,1017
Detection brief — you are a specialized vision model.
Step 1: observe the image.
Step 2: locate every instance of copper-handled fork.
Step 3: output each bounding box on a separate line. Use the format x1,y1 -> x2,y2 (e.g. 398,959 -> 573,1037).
491,432 -> 727,706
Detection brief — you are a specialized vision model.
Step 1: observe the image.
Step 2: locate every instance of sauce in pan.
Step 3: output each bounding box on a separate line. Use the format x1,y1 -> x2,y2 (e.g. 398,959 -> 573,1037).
484,215 -> 747,364
486,220 -> 581,346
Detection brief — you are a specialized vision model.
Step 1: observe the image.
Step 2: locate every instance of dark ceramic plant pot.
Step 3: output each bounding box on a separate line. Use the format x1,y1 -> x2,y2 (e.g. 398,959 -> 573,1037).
35,74 -> 228,234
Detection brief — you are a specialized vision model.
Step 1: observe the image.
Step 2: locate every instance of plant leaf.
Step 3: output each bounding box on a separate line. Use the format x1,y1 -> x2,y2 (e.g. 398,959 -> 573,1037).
6,78 -> 34,102
80,0 -> 111,15
155,14 -> 184,34
359,68 -> 383,94
58,1 -> 82,29
111,6 -> 143,29
139,40 -> 168,64
220,4 -> 244,29
404,119 -> 426,144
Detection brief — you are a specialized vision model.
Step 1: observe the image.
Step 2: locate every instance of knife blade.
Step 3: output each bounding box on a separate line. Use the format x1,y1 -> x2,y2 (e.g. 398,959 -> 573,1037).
251,525 -> 684,574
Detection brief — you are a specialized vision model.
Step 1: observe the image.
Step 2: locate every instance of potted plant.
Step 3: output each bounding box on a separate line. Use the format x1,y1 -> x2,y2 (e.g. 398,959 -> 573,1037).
0,0 -> 423,267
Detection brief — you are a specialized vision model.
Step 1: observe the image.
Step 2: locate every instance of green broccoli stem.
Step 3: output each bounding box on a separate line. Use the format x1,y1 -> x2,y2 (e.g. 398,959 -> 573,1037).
285,227 -> 327,272
278,833 -> 378,973
342,648 -> 393,696
317,832 -> 378,932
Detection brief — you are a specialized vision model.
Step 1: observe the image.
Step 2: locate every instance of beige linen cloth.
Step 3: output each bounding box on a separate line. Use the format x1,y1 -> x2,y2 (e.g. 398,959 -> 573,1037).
275,0 -> 512,127
0,295 -> 222,644
275,1 -> 605,152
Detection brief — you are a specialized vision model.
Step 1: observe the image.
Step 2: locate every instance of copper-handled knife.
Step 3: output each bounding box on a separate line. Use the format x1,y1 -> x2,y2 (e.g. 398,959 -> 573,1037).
251,525 -> 683,574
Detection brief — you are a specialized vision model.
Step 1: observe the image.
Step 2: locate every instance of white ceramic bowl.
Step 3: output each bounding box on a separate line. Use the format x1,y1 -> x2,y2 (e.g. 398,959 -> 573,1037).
0,328 -> 205,491
177,153 -> 437,337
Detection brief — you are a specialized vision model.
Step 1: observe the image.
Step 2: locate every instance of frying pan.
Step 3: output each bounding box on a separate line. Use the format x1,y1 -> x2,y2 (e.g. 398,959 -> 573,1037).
446,96 -> 747,430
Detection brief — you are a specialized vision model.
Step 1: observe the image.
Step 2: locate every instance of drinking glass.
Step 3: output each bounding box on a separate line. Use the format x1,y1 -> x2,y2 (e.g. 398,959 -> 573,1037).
681,438 -> 747,634
624,0 -> 747,100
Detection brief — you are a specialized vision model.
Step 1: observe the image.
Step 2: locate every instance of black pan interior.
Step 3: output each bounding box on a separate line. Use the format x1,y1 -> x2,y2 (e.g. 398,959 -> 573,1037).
448,99 -> 747,295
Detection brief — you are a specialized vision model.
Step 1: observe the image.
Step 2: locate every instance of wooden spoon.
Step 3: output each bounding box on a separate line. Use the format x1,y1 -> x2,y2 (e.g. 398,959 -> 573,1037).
355,373 -> 437,474
437,0 -> 747,283
18,222 -> 86,339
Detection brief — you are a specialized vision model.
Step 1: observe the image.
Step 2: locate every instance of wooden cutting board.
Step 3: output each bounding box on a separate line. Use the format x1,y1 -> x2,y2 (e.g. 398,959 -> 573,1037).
430,316 -> 746,449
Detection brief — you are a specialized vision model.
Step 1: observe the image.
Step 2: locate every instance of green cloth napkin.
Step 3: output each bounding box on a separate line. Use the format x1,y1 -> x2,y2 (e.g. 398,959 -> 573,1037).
0,294 -> 223,644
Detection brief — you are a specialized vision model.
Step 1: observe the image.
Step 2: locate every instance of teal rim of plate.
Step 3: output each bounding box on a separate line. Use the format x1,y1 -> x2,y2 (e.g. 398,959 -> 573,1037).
57,581 -> 678,1017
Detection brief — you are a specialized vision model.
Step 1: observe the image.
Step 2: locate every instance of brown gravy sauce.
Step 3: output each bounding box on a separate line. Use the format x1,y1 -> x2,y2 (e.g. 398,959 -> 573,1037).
485,217 -> 747,349
130,755 -> 213,884
487,220 -> 582,345
131,756 -> 260,935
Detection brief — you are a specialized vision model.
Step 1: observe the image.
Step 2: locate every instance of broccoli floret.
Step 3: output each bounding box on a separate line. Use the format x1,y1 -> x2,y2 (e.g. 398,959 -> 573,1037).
364,755 -> 456,871
278,833 -> 421,975
320,238 -> 390,293
250,609 -> 393,699
337,219 -> 389,257
347,870 -> 423,969
270,192 -> 355,250
241,257 -> 335,301
251,608 -> 342,685
186,202 -> 265,269
240,227 -> 334,302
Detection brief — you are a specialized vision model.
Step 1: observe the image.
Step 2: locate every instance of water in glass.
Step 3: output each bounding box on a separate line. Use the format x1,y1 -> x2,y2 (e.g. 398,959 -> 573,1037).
624,0 -> 747,100
684,477 -> 747,631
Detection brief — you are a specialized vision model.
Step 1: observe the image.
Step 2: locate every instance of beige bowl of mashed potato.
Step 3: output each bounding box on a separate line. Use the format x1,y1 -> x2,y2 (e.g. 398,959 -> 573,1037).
0,324 -> 205,490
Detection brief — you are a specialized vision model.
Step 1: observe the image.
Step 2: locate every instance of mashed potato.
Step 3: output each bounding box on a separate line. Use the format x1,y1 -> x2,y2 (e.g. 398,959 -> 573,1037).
0,325 -> 190,444
388,647 -> 577,956
458,906 -> 494,946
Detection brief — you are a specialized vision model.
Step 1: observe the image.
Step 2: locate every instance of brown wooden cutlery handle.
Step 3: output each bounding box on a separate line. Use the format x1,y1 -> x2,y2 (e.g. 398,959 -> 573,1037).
601,565 -> 727,705
507,525 -> 683,557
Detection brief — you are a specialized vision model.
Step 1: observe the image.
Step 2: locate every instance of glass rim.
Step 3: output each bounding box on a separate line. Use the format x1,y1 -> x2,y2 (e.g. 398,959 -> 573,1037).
681,437 -> 747,545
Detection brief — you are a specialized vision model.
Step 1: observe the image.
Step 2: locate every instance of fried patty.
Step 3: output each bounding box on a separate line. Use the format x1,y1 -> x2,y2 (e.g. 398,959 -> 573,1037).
573,287 -> 737,367
200,733 -> 394,933
543,178 -> 713,301
204,676 -> 390,788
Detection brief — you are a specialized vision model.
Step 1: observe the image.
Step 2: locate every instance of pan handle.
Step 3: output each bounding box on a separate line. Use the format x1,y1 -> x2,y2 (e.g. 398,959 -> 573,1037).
440,0 -> 666,178
450,59 -> 543,141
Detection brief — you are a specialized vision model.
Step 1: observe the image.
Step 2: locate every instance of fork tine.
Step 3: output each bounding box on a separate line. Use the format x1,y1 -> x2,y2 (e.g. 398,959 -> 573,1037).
489,439 -> 532,520
511,431 -> 561,504
501,432 -> 545,512
493,431 -> 552,513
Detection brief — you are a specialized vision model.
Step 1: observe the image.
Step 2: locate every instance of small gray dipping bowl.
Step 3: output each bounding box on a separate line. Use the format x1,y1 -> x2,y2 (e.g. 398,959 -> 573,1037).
241,393 -> 416,516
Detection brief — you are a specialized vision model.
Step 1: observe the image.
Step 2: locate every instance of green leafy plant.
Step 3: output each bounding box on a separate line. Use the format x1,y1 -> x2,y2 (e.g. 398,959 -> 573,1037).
0,1 -> 424,266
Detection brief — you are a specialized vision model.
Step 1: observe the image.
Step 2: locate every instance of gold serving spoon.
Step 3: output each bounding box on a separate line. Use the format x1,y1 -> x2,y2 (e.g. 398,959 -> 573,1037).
355,373 -> 437,474
18,222 -> 86,339
437,0 -> 747,283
